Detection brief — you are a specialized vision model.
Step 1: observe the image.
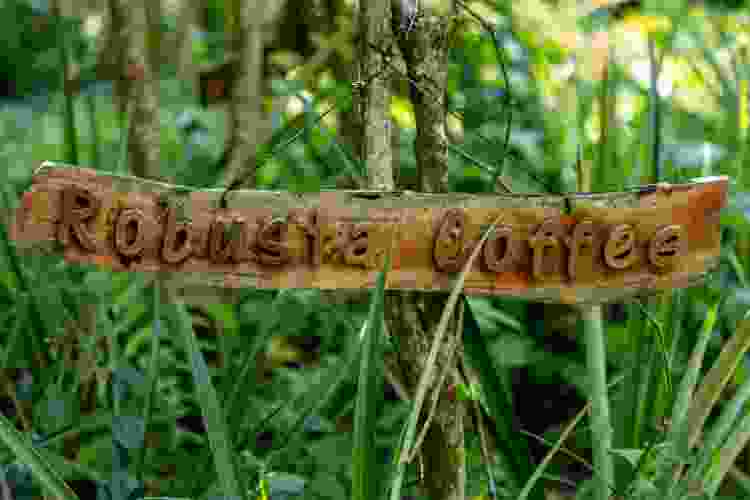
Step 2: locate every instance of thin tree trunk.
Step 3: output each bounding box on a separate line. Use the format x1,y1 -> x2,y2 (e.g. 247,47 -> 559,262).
175,0 -> 203,86
113,2 -> 172,494
351,0 -> 468,498
219,0 -> 276,189
122,0 -> 163,180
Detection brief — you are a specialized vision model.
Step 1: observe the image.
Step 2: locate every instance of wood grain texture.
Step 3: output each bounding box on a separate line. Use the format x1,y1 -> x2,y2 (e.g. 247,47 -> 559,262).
8,162 -> 729,305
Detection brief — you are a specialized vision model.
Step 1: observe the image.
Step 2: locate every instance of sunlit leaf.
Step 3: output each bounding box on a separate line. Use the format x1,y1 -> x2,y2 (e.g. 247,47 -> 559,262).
389,96 -> 416,129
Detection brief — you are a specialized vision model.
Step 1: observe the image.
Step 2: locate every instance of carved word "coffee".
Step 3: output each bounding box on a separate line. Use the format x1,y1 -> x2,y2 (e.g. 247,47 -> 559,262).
433,209 -> 686,280
54,186 -> 686,280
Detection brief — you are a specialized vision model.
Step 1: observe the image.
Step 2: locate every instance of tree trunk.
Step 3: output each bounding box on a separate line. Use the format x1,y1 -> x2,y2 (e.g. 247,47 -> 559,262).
174,0 -> 204,86
352,0 -> 468,497
219,0 -> 277,190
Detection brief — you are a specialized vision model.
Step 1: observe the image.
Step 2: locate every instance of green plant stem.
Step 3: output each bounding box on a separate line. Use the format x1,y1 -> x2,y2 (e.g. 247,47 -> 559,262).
135,280 -> 163,483
0,413 -> 80,500
52,0 -> 78,166
576,27 -> 614,499
582,305 -> 614,500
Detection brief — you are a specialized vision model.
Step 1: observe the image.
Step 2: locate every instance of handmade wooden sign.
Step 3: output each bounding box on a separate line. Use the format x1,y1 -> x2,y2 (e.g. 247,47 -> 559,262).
7,162 -> 729,305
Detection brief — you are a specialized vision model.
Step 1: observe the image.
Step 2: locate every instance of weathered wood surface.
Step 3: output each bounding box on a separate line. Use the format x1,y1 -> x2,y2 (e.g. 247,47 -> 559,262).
7,162 -> 728,305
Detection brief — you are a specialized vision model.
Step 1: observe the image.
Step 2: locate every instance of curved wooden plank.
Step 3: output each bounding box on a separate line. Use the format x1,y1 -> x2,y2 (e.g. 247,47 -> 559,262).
7,162 -> 729,305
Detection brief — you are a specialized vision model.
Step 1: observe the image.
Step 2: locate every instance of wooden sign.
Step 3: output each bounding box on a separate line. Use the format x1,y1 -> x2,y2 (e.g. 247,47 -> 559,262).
8,162 -> 729,305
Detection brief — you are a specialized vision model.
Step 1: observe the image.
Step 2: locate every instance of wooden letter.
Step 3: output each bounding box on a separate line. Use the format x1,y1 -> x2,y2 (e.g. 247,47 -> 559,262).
114,209 -> 147,257
482,224 -> 518,273
161,207 -> 193,264
58,185 -> 100,251
604,224 -> 639,270
649,225 -> 686,268
251,216 -> 290,266
529,218 -> 566,281
322,222 -> 370,268
565,219 -> 600,281
433,209 -> 469,273
290,209 -> 320,266
209,216 -> 249,264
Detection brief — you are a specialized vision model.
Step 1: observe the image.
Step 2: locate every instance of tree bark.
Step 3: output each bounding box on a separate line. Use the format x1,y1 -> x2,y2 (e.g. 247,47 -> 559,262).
174,0 -> 203,86
219,0 -> 279,189
352,0 -> 468,498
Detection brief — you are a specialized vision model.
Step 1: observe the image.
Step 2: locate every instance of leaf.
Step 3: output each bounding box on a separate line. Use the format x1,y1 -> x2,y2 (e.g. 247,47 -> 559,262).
488,333 -> 539,367
389,96 -> 416,129
463,297 -> 537,498
352,254 -> 389,500
267,472 -> 306,497
112,415 -> 145,450
270,78 -> 306,97
165,299 -> 243,500
610,448 -> 647,469
0,414 -> 79,500
309,475 -> 347,500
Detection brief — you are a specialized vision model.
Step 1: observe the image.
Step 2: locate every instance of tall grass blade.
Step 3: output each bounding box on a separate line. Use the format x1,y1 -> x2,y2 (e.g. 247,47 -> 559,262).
224,290 -> 295,445
388,213 -> 504,500
134,280 -> 164,483
669,298 -> 720,440
689,315 -> 750,484
352,254 -> 390,500
264,317 -> 368,468
519,374 -> 625,500
462,296 -> 537,498
53,5 -> 78,166
0,413 -> 80,500
654,297 -> 720,492
165,298 -> 243,500
705,407 -> 750,496
687,309 -> 750,449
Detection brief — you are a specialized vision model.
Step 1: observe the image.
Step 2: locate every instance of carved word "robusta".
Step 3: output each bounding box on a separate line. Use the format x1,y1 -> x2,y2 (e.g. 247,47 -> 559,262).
53,186 -> 686,280
56,186 -> 315,266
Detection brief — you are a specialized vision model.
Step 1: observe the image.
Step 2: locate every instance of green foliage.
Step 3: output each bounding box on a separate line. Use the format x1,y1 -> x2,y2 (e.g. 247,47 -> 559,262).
1,1 -> 750,499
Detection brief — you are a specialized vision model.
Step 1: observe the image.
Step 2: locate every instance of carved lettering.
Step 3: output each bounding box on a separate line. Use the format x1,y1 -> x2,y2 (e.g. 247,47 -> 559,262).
45,185 -> 696,284
114,209 -> 147,257
251,216 -> 290,266
433,209 -> 469,273
345,224 -> 369,267
604,224 -> 639,270
161,206 -> 193,264
58,186 -> 100,251
209,216 -> 249,264
323,221 -> 374,268
323,222 -> 350,265
11,164 -> 726,305
482,224 -> 519,273
290,209 -> 319,266
529,218 -> 566,281
564,219 -> 600,281
649,225 -> 686,268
